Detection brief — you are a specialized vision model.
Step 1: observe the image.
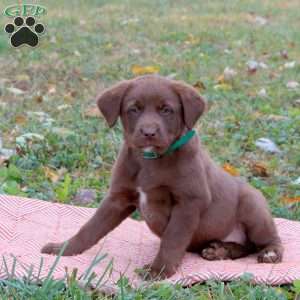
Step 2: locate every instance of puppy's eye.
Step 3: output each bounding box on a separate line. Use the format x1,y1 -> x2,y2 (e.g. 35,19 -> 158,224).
127,105 -> 141,115
159,105 -> 173,115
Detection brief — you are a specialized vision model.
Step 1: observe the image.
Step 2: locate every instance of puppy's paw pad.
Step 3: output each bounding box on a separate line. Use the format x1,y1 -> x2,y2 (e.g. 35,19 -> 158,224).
258,249 -> 282,263
201,243 -> 229,260
201,248 -> 219,260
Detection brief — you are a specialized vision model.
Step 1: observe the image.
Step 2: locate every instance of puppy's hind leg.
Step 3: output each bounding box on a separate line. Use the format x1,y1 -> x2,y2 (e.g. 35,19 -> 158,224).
238,187 -> 283,263
201,240 -> 254,261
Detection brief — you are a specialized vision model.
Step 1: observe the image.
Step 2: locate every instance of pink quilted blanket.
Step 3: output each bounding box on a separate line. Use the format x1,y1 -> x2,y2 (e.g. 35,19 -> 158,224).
0,195 -> 299,287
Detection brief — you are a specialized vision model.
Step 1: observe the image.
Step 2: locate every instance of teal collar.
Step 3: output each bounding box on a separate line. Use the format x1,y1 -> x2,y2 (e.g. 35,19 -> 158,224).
143,129 -> 196,159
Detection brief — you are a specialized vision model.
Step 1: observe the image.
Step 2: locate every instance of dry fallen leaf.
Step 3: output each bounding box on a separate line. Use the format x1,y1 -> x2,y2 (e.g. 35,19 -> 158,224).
251,162 -> 269,177
15,114 -> 27,125
267,114 -> 288,121
223,67 -> 237,81
34,95 -> 43,103
217,74 -> 225,84
44,166 -> 60,183
253,15 -> 268,26
52,127 -> 75,137
214,83 -> 232,91
286,81 -> 299,89
258,62 -> 268,69
252,111 -> 264,119
0,156 -> 8,166
15,74 -> 30,82
269,71 -> 280,80
121,17 -> 140,25
6,87 -> 25,95
63,92 -> 74,103
47,85 -> 56,95
79,19 -> 86,26
57,104 -> 71,111
193,80 -> 206,91
255,138 -> 281,154
280,50 -> 288,59
223,163 -> 240,176
131,65 -> 160,76
84,106 -> 102,118
246,60 -> 268,74
282,197 -> 300,205
247,90 -> 257,98
284,61 -> 296,69
74,50 -> 81,57
247,60 -> 259,74
184,34 -> 200,45
131,48 -> 141,55
258,88 -> 267,97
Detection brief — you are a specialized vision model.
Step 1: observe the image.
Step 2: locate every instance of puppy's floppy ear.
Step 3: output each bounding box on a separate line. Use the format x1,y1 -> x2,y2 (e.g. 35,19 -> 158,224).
171,81 -> 206,129
97,80 -> 132,127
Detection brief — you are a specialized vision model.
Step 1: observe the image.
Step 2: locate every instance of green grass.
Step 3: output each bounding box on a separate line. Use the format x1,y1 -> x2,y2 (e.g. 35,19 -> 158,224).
0,0 -> 299,298
0,252 -> 299,300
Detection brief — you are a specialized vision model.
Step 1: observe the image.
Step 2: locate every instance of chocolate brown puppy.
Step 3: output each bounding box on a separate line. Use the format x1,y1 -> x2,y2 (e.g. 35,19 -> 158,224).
42,75 -> 283,279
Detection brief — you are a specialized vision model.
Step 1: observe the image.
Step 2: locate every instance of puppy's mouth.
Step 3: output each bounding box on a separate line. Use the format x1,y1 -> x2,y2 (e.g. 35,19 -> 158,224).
139,144 -> 165,154
135,141 -> 168,155
142,146 -> 155,151
131,135 -> 173,155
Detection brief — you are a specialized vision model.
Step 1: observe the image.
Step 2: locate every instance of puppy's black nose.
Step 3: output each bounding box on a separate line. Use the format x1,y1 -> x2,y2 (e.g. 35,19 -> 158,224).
140,126 -> 158,138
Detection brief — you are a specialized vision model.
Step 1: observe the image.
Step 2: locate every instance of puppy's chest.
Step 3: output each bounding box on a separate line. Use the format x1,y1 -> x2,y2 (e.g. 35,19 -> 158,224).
137,187 -> 148,213
136,186 -> 172,222
136,165 -> 175,190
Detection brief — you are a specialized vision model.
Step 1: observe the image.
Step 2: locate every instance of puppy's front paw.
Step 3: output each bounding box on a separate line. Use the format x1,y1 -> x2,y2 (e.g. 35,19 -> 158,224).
136,263 -> 176,280
41,242 -> 76,256
41,242 -> 66,255
257,246 -> 283,263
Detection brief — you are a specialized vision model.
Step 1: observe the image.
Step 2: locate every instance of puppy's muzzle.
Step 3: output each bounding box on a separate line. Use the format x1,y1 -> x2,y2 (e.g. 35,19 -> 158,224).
139,125 -> 159,138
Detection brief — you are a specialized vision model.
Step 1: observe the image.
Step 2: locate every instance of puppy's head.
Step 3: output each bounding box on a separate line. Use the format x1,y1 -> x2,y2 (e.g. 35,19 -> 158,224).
97,75 -> 206,154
